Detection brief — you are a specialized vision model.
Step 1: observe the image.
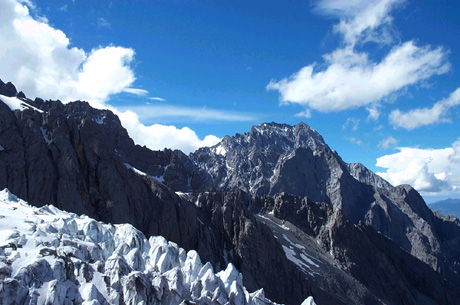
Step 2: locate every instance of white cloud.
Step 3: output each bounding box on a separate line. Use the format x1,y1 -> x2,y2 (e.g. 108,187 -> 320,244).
294,110 -> 311,118
267,0 -> 450,113
267,42 -> 449,112
0,0 -> 136,105
97,17 -> 111,29
0,0 -> 221,153
150,97 -> 167,102
389,87 -> 460,130
346,137 -> 362,145
117,110 -> 220,154
367,105 -> 380,120
315,0 -> 403,46
376,139 -> 460,194
122,88 -> 149,96
378,136 -> 398,149
118,105 -> 256,122
343,117 -> 360,130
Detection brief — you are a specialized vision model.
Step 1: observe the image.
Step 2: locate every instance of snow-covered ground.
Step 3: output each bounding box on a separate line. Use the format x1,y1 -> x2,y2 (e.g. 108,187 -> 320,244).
0,189 -> 315,305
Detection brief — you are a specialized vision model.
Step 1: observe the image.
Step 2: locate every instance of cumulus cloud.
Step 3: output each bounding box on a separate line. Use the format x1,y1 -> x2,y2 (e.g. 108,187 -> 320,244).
378,136 -> 398,149
389,87 -> 460,130
117,111 -> 220,154
0,0 -> 222,153
267,0 -> 450,113
0,0 -> 136,105
376,139 -> 460,194
267,42 -> 449,112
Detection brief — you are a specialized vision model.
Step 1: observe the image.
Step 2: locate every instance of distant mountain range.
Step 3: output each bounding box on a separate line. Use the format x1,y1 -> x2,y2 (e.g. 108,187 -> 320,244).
429,198 -> 460,219
1,78 -> 460,305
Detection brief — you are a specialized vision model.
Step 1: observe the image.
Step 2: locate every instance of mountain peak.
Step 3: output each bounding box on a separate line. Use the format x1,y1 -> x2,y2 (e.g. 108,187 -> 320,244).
245,121 -> 326,150
0,79 -> 18,97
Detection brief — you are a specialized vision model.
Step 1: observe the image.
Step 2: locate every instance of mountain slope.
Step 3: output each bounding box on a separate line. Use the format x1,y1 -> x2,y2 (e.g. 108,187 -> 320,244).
191,121 -> 460,283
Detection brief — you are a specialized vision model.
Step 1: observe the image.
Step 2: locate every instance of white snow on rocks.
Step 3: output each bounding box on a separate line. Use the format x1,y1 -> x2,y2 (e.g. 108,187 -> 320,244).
215,144 -> 227,157
124,163 -> 165,183
92,113 -> 106,125
0,189 -> 315,305
0,94 -> 43,113
40,127 -> 52,145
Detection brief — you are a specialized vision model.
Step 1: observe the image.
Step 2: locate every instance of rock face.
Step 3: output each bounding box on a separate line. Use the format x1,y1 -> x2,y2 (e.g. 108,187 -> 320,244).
0,189 -> 297,305
191,121 -> 460,284
253,193 -> 460,305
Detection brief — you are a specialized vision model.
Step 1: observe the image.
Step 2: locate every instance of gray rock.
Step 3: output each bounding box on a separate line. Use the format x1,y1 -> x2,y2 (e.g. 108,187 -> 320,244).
255,192 -> 460,305
191,121 -> 460,285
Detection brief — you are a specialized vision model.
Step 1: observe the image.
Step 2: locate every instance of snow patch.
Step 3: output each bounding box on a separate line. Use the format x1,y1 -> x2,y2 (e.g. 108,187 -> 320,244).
0,94 -> 43,113
124,163 -> 147,176
124,163 -> 163,182
40,127 -> 52,145
215,144 -> 227,156
92,113 -> 106,124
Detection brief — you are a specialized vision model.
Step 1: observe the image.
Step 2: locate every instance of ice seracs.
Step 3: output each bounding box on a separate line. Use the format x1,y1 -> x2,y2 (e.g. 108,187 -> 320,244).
0,188 -> 314,305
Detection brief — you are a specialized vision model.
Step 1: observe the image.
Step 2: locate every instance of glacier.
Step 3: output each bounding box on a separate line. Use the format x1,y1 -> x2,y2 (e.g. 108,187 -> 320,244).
0,188 -> 315,305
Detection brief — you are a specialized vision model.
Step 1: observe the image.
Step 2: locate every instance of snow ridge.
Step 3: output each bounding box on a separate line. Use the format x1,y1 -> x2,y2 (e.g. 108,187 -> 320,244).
0,189 -> 315,305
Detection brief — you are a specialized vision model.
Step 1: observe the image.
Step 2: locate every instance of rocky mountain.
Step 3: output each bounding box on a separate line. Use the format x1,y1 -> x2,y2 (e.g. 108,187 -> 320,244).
1,79 -> 460,304
191,121 -> 460,285
429,198 -> 460,219
0,188 -> 317,305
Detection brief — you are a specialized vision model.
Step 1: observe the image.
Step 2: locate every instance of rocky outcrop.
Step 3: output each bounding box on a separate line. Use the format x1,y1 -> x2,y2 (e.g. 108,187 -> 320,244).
253,193 -> 460,305
189,190 -> 325,304
0,79 -> 18,97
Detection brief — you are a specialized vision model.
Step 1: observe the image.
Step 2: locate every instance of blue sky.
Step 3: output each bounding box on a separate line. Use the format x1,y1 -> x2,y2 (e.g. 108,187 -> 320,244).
1,0 -> 460,202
